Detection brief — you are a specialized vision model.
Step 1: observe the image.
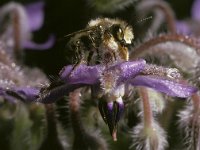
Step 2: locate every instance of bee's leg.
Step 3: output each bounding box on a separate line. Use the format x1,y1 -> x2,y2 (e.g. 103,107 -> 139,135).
69,41 -> 85,77
71,60 -> 82,72
88,34 -> 100,64
87,51 -> 94,65
112,51 -> 117,61
70,61 -> 83,77
95,48 -> 102,64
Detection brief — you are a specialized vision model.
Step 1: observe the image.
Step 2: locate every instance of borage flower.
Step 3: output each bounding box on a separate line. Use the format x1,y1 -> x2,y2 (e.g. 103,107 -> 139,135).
7,59 -> 195,138
1,59 -> 197,140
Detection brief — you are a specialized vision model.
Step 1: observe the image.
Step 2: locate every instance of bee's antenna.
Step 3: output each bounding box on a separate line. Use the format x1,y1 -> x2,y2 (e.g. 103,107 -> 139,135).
57,33 -> 76,42
136,16 -> 153,24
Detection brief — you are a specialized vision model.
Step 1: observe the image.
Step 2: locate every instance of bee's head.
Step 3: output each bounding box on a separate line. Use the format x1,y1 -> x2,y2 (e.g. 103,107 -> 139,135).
88,18 -> 134,46
110,23 -> 134,46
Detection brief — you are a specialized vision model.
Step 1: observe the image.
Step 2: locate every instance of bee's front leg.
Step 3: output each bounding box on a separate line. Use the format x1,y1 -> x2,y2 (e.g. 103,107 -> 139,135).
87,51 -> 94,65
69,41 -> 85,76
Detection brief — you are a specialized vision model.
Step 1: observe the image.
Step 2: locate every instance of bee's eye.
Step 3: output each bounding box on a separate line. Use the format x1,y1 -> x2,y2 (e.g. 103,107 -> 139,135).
112,25 -> 124,41
117,28 -> 123,41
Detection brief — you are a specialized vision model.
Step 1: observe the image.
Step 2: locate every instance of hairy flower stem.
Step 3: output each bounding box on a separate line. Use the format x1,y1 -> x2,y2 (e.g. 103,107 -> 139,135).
190,94 -> 200,149
69,89 -> 91,150
69,89 -> 108,150
153,1 -> 176,33
69,89 -> 86,136
139,87 -> 153,128
130,34 -> 200,59
45,104 -> 58,137
192,93 -> 200,113
12,9 -> 21,60
39,104 -> 63,150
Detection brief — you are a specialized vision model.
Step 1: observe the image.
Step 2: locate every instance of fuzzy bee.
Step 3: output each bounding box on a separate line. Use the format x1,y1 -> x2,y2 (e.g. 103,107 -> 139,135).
65,18 -> 134,66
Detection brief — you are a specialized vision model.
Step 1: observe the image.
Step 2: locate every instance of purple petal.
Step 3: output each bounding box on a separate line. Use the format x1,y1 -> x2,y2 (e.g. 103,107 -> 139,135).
176,21 -> 191,35
0,87 -> 40,102
60,59 -> 145,86
130,75 -> 197,98
14,87 -> 40,102
59,64 -> 104,85
191,0 -> 200,20
0,84 -> 86,104
23,35 -> 55,50
115,59 -> 146,84
0,88 -> 17,103
25,1 -> 44,31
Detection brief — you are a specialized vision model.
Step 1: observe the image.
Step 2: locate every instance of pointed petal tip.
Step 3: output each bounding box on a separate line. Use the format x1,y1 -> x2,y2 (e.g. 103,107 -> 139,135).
112,129 -> 117,141
24,35 -> 55,50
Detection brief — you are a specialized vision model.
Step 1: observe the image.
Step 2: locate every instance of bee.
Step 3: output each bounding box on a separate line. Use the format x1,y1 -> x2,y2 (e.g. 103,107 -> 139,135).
65,18 -> 134,66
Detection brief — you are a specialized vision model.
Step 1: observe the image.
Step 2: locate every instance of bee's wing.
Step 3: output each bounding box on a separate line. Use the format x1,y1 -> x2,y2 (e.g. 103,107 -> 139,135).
57,26 -> 97,42
63,26 -> 97,38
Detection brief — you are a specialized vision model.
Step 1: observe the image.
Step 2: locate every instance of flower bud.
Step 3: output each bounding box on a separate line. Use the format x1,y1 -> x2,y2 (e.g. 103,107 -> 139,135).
98,96 -> 124,141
